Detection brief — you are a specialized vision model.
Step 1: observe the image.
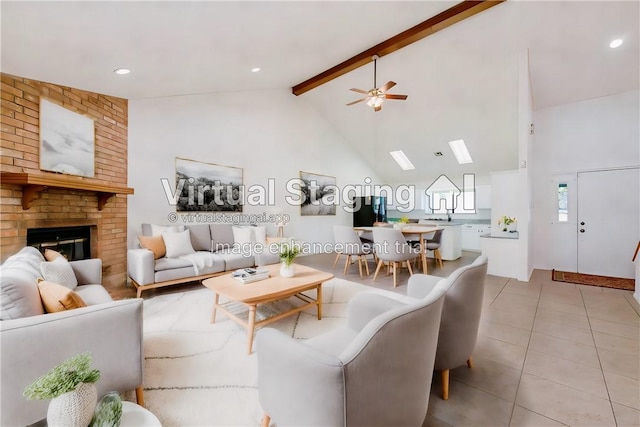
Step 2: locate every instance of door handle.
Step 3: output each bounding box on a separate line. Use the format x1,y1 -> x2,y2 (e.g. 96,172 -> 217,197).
580,222 -> 585,226
580,229 -> 585,233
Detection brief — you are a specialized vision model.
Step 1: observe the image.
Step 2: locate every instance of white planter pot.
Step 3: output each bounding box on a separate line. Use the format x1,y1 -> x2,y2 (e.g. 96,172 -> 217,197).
280,263 -> 295,278
47,382 -> 97,427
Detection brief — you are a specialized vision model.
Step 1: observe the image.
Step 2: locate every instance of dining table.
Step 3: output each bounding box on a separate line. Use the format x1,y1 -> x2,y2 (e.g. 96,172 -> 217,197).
353,225 -> 443,274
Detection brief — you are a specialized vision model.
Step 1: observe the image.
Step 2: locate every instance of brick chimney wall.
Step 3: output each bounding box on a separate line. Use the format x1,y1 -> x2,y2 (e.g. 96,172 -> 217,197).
1,73 -> 129,291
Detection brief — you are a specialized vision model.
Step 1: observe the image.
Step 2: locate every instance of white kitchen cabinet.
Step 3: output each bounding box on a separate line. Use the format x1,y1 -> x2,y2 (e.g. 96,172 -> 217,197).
461,223 -> 492,252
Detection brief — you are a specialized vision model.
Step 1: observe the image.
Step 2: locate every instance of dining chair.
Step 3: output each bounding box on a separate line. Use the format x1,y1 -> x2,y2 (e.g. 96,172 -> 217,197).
333,225 -> 373,278
425,229 -> 444,269
372,227 -> 418,287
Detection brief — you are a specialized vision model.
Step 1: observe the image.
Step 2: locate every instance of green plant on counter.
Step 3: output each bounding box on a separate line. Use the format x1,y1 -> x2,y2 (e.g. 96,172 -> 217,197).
23,353 -> 100,400
279,242 -> 300,266
398,216 -> 410,224
498,216 -> 517,231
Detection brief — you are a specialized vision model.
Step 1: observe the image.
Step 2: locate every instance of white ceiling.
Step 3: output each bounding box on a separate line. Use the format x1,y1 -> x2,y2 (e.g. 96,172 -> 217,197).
2,1 -> 638,183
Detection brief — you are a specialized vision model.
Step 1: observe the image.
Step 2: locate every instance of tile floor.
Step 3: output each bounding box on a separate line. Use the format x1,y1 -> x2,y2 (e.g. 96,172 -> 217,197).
121,250 -> 640,426
297,252 -> 640,427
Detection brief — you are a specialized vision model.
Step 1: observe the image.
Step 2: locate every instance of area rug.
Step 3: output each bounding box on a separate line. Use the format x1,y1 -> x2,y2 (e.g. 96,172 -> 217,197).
552,269 -> 635,291
140,278 -> 370,426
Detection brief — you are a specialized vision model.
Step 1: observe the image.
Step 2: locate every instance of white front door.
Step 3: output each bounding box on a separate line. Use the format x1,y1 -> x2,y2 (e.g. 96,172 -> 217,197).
577,168 -> 639,279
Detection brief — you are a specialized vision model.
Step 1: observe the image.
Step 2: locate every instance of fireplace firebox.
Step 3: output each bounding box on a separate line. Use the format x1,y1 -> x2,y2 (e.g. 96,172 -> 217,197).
27,226 -> 91,261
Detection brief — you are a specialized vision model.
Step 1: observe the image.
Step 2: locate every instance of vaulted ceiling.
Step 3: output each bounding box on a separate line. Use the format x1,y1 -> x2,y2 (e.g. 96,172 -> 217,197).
2,1 -> 638,183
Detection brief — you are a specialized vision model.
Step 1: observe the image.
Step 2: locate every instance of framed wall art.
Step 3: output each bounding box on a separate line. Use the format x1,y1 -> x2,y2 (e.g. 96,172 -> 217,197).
175,157 -> 243,212
40,99 -> 95,177
299,171 -> 337,216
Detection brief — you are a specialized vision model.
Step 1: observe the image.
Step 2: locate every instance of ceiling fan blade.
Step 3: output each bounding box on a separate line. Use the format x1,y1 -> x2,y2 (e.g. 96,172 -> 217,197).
350,88 -> 370,94
346,98 -> 368,106
374,105 -> 383,112
379,81 -> 396,93
384,94 -> 408,100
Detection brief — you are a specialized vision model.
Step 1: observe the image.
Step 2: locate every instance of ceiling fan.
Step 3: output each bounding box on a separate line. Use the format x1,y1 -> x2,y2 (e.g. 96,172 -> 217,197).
346,55 -> 408,112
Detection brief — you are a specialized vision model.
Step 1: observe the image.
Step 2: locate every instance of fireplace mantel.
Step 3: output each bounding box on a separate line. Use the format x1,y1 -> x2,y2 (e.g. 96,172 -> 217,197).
1,172 -> 134,210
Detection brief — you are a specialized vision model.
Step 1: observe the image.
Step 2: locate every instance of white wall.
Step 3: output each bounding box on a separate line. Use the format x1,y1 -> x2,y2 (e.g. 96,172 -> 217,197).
532,90 -> 640,269
127,89 -> 378,250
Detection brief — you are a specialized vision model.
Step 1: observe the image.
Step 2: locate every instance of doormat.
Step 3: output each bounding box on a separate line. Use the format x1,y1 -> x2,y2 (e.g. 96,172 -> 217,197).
552,270 -> 635,291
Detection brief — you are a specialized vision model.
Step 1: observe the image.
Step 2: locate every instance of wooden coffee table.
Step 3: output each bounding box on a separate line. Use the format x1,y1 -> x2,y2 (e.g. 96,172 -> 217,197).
202,264 -> 334,354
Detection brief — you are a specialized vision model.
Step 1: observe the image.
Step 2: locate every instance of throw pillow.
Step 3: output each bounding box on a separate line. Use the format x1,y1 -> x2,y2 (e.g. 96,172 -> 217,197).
162,229 -> 196,258
251,226 -> 267,246
150,224 -> 185,236
138,235 -> 166,259
41,257 -> 78,290
232,226 -> 254,247
37,280 -> 87,313
210,224 -> 234,251
44,248 -> 64,261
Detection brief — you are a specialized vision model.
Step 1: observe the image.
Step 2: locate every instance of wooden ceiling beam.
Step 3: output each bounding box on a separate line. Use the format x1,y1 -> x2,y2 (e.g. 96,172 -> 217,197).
291,0 -> 505,96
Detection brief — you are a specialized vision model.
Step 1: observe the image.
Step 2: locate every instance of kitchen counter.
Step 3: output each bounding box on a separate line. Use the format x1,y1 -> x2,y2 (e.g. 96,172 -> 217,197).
481,231 -> 519,239
420,219 -> 491,226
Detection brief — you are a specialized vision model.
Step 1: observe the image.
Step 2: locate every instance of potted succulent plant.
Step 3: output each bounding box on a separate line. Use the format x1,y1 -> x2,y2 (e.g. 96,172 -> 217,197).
279,242 -> 300,278
24,352 -> 100,427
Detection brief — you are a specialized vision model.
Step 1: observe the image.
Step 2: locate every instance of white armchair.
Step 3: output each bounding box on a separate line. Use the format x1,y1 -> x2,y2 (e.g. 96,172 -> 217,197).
407,255 -> 488,400
256,284 -> 447,427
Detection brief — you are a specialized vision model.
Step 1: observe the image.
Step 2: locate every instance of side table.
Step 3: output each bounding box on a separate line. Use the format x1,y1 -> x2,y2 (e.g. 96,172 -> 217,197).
28,401 -> 161,427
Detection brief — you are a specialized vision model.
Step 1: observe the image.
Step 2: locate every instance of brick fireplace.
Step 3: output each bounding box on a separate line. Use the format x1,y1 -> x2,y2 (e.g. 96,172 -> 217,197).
0,73 -> 130,291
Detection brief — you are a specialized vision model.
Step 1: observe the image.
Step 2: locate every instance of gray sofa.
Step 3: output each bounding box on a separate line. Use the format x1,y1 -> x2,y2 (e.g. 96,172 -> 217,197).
0,247 -> 144,427
128,223 -> 280,297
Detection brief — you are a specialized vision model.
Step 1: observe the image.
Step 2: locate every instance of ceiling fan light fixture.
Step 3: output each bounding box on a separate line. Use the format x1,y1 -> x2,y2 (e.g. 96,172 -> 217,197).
389,150 -> 415,171
367,97 -> 383,108
448,139 -> 473,164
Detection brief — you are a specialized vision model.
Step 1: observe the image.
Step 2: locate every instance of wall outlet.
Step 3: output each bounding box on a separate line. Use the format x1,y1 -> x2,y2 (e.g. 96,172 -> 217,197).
520,160 -> 527,168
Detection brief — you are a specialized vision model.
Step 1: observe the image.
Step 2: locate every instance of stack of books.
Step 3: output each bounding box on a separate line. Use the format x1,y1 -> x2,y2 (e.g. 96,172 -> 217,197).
231,268 -> 269,284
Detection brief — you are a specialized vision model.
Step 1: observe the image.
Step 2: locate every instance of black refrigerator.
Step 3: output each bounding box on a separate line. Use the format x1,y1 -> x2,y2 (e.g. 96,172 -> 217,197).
352,196 -> 387,227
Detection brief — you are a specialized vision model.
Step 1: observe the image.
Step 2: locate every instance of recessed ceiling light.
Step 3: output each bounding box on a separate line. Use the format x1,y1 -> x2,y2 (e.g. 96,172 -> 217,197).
113,68 -> 131,75
609,39 -> 623,49
448,139 -> 473,164
251,67 -> 261,73
389,150 -> 415,171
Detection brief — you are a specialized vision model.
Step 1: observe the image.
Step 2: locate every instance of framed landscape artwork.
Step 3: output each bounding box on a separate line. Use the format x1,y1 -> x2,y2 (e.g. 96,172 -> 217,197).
40,99 -> 95,177
175,158 -> 243,212
299,171 -> 337,216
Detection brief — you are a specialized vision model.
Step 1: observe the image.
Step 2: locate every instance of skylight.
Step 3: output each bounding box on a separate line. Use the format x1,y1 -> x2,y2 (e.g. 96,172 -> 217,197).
389,150 -> 415,170
448,139 -> 473,164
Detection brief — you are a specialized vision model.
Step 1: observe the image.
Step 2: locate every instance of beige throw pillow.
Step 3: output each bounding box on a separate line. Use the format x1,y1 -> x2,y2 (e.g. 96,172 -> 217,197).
38,280 -> 87,313
44,249 -> 64,261
138,235 -> 166,259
